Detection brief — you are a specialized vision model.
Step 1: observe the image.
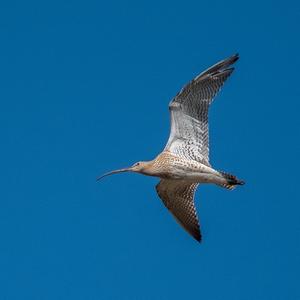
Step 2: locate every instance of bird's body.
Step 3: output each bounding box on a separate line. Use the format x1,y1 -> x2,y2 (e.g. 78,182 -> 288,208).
138,151 -> 227,186
98,54 -> 244,242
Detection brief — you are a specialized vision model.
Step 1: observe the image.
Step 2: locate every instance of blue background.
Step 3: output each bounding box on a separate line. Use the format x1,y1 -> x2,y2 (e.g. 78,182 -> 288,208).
1,0 -> 299,299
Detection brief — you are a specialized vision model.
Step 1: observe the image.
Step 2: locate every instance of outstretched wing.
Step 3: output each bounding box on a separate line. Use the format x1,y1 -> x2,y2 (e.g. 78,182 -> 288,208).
156,179 -> 201,242
164,54 -> 239,166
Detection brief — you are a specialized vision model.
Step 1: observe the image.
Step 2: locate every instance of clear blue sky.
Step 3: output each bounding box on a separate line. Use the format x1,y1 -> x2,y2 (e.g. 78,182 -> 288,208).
1,0 -> 299,299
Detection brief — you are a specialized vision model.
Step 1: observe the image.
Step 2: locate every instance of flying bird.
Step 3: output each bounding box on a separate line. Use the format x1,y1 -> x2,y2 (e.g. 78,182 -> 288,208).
98,54 -> 244,242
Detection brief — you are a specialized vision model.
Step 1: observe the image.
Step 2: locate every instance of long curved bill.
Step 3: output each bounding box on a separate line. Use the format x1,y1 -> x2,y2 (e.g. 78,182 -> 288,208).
96,167 -> 132,181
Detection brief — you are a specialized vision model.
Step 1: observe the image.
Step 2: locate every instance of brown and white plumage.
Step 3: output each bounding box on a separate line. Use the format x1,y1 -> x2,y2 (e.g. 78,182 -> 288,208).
98,54 -> 244,243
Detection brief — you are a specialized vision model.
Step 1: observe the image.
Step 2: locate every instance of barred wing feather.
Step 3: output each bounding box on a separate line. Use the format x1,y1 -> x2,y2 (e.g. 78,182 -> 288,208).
156,179 -> 201,242
164,54 -> 239,166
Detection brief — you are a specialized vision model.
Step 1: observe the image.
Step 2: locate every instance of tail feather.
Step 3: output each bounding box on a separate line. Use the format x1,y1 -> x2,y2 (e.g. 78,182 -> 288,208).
220,171 -> 245,188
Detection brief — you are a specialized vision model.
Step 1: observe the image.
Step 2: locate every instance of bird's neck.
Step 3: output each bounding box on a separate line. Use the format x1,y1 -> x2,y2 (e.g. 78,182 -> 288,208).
139,160 -> 157,177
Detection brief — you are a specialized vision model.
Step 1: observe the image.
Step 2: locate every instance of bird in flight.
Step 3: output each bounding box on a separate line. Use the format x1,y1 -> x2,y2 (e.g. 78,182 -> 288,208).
98,54 -> 244,242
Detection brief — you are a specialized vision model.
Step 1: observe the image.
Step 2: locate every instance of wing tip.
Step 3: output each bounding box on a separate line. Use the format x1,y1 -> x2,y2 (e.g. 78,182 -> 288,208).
230,53 -> 239,63
224,53 -> 239,66
217,53 -> 239,71
193,227 -> 202,243
194,233 -> 202,243
201,53 -> 239,75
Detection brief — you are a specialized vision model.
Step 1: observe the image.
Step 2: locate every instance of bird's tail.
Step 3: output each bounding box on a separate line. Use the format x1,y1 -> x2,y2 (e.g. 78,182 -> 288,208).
219,171 -> 245,190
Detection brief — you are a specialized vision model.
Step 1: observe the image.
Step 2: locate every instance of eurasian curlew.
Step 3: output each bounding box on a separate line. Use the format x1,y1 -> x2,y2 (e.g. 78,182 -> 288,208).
98,54 -> 244,242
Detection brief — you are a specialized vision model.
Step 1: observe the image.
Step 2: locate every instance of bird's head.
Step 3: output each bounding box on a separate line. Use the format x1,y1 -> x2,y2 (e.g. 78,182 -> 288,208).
130,161 -> 148,172
97,161 -> 149,181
